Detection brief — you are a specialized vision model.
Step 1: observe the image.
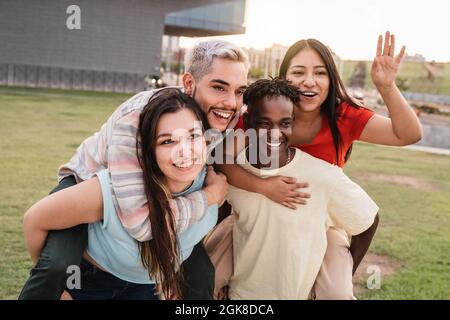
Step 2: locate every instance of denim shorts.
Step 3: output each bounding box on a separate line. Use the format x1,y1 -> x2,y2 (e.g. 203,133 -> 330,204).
66,259 -> 158,300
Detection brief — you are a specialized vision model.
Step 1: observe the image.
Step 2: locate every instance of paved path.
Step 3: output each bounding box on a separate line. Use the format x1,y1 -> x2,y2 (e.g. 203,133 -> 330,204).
403,145 -> 450,156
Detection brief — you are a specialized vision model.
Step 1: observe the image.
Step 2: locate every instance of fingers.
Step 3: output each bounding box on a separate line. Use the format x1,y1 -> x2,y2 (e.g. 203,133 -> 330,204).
288,191 -> 310,199
217,173 -> 227,183
389,34 -> 395,57
281,197 -> 307,210
381,31 -> 402,59
294,182 -> 309,189
382,31 -> 390,56
281,176 -> 297,184
240,104 -> 248,115
206,165 -> 216,178
395,45 -> 406,63
376,34 -> 382,57
280,177 -> 310,189
281,202 -> 297,210
287,197 -> 307,205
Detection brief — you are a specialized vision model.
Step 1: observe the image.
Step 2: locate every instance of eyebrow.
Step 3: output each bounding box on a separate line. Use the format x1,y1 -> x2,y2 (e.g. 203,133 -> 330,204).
156,127 -> 198,139
290,65 -> 327,69
211,79 -> 247,90
257,116 -> 293,121
210,79 -> 229,86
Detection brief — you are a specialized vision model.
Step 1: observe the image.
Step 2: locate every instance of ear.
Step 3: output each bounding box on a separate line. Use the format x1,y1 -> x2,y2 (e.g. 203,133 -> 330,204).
183,73 -> 195,96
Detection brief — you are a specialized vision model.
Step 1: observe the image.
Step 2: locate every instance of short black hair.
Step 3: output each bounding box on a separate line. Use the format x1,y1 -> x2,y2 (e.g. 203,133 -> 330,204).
244,77 -> 299,118
244,77 -> 300,129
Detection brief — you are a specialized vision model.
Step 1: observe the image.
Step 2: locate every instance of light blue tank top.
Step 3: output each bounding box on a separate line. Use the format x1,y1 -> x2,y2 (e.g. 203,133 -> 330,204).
87,167 -> 218,284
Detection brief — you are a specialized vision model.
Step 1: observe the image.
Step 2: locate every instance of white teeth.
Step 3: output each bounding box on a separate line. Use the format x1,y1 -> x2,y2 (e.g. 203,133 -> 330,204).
301,91 -> 317,97
212,110 -> 232,119
267,141 -> 282,147
173,160 -> 194,168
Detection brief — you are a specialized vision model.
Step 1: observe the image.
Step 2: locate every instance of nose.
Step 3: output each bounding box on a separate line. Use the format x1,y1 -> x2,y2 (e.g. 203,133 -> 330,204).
223,92 -> 237,110
269,128 -> 282,141
303,72 -> 316,87
176,138 -> 192,158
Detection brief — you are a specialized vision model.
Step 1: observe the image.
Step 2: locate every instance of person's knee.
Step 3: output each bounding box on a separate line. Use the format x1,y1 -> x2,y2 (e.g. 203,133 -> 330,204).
40,251 -> 79,280
195,245 -> 215,283
182,243 -> 215,296
37,228 -> 87,280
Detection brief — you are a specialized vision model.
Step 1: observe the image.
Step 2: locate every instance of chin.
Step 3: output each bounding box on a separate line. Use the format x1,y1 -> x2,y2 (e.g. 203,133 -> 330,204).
208,115 -> 231,132
299,103 -> 320,113
210,121 -> 228,132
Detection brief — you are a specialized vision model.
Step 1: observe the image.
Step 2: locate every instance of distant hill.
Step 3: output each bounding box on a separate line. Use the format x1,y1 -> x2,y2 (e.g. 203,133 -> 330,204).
341,60 -> 450,96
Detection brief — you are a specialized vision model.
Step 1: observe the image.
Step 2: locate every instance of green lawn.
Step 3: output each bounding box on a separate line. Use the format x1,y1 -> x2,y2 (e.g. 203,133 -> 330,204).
0,87 -> 449,299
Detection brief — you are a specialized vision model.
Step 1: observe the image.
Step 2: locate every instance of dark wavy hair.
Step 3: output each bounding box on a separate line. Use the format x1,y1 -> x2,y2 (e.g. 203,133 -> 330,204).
136,88 -> 209,299
279,39 -> 361,166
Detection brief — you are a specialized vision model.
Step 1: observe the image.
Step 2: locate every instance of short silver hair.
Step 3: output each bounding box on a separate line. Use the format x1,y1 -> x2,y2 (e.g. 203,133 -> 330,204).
184,39 -> 250,80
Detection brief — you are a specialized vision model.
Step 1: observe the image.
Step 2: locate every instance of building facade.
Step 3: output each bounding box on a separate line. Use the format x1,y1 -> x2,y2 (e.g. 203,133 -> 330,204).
0,0 -> 246,92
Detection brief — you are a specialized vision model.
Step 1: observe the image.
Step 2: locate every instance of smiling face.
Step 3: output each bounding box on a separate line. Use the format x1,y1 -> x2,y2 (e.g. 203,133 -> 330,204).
155,108 -> 206,193
246,95 -> 294,163
285,48 -> 330,114
184,58 -> 248,132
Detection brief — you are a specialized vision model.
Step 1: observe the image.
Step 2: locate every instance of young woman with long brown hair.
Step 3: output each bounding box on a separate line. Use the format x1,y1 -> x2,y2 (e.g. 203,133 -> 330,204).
23,89 -> 227,299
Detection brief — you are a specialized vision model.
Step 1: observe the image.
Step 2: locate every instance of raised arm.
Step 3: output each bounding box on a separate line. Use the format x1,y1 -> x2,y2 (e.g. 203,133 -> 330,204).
359,31 -> 422,146
23,177 -> 103,263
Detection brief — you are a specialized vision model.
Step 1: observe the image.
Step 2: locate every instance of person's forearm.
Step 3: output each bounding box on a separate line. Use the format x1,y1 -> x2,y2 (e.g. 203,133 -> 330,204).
215,163 -> 264,193
378,85 -> 422,144
22,178 -> 103,260
23,212 -> 48,264
349,214 -> 380,274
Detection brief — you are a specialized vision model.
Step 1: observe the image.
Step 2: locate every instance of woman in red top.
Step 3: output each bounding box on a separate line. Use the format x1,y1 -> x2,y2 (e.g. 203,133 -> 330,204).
216,32 -> 422,299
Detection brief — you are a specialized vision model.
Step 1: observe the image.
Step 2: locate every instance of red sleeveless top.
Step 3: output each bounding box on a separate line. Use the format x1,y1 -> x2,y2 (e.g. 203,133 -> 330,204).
236,102 -> 374,167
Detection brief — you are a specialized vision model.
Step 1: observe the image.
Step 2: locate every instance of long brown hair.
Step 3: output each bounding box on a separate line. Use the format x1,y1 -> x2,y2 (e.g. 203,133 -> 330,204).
279,39 -> 361,166
136,88 -> 209,298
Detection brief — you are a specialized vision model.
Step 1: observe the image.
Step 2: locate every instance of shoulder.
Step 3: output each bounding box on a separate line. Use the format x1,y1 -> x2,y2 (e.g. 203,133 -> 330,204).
116,90 -> 155,116
115,87 -> 184,122
338,101 -> 374,120
288,150 -> 342,188
336,102 -> 375,142
298,150 -> 341,174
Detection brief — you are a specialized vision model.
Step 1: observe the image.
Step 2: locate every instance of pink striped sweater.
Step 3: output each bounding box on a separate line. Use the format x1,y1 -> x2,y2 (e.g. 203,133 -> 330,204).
57,89 -> 209,242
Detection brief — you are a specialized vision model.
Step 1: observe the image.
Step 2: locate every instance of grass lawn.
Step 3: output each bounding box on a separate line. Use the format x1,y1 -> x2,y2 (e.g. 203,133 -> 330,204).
0,86 -> 449,299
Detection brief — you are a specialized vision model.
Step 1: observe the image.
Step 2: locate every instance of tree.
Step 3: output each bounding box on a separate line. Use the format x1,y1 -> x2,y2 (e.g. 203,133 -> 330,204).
249,67 -> 265,80
349,61 -> 367,89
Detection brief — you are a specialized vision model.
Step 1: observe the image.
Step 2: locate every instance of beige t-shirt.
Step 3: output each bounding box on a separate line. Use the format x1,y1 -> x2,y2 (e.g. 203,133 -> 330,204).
227,148 -> 379,300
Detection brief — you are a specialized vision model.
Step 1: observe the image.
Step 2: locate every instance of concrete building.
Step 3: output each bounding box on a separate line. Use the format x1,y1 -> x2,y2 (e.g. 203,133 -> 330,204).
0,0 -> 246,92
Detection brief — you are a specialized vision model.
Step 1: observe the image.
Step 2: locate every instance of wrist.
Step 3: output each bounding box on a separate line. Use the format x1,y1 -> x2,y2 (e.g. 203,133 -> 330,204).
376,83 -> 398,96
254,178 -> 268,195
203,186 -> 217,205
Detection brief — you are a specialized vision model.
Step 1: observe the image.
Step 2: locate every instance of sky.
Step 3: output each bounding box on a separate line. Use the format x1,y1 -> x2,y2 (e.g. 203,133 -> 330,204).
180,0 -> 450,62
